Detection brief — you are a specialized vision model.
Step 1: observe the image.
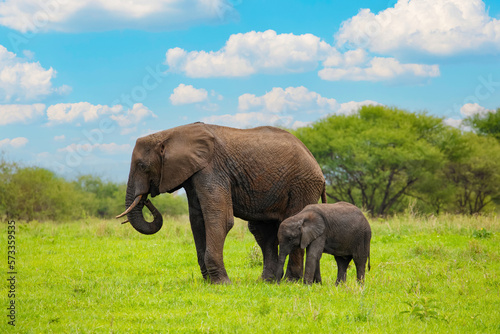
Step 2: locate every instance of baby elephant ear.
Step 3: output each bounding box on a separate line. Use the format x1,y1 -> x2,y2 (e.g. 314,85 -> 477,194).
300,218 -> 325,249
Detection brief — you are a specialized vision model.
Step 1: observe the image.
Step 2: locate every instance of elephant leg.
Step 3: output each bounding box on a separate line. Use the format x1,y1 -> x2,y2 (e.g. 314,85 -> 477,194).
203,206 -> 234,284
191,177 -> 234,284
248,221 -> 279,281
354,256 -> 368,284
334,255 -> 352,286
285,248 -> 304,282
203,223 -> 232,284
304,238 -> 323,284
185,183 -> 208,280
282,203 -> 312,281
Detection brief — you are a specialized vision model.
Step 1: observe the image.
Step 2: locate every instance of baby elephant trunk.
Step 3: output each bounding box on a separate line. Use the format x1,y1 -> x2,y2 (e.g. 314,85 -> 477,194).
275,250 -> 289,283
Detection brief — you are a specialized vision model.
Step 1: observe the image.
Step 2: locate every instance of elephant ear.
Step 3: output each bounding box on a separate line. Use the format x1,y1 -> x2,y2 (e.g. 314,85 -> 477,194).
158,123 -> 215,193
300,216 -> 325,249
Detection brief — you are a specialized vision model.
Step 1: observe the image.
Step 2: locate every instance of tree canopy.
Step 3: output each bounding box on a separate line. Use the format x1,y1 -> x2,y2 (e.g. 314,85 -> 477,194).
463,108 -> 500,142
295,105 -> 500,216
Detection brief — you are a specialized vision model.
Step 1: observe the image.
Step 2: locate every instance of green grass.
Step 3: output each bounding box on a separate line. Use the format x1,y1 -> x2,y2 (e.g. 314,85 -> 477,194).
2,213 -> 500,333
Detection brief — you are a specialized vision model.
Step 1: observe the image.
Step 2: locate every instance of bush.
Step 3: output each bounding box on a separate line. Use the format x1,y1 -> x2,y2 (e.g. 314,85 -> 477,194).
0,158 -> 188,222
1,165 -> 83,221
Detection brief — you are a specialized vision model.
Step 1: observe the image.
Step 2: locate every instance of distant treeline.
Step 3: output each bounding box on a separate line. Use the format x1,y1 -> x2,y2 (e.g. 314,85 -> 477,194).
0,164 -> 188,222
1,105 -> 499,221
294,105 -> 500,216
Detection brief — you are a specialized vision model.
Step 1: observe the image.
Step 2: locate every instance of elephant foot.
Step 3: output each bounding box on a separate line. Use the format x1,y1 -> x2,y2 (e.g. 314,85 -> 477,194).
207,268 -> 232,284
335,279 -> 347,286
210,276 -> 232,285
261,266 -> 278,283
284,273 -> 302,282
260,274 -> 277,283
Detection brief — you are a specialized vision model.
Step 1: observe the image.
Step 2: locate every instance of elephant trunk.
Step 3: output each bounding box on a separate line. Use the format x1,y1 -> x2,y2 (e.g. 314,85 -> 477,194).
124,182 -> 163,235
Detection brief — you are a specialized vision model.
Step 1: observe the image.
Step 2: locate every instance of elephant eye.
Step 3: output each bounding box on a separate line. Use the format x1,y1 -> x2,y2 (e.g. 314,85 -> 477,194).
137,161 -> 147,172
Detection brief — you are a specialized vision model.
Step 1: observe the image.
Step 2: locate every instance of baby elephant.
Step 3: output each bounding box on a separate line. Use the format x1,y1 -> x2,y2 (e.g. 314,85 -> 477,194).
276,202 -> 371,285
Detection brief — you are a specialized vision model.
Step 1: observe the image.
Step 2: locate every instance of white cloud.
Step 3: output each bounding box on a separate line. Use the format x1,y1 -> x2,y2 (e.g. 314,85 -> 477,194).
46,102 -> 155,127
170,84 -> 208,105
0,45 -> 69,102
0,0 -> 238,33
203,86 -> 382,129
109,103 -> 156,127
336,0 -> 500,56
47,102 -> 121,124
238,86 -> 338,113
444,103 -> 494,128
202,112 -> 294,129
443,118 -> 463,128
319,57 -> 440,82
336,100 -> 383,115
238,86 -> 381,115
460,103 -> 492,117
0,137 -> 28,148
0,103 -> 45,125
166,30 -> 335,77
165,29 -> 440,82
323,48 -> 368,67
58,142 -> 131,155
54,135 -> 65,141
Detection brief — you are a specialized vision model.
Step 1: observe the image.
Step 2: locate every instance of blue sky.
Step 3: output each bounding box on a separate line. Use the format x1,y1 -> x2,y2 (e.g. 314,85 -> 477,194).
0,0 -> 499,182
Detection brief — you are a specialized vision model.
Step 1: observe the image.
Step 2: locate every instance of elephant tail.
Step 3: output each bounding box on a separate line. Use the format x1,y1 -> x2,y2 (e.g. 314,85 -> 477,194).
321,186 -> 327,203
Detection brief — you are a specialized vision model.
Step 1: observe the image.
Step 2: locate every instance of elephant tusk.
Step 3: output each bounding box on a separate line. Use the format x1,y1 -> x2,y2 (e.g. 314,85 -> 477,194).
115,194 -> 142,218
121,220 -> 129,225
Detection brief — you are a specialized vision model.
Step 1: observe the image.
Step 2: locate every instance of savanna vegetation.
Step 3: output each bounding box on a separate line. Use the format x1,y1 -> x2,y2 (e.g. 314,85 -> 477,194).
1,106 -> 499,221
0,160 -> 188,222
1,106 -> 499,332
1,214 -> 498,332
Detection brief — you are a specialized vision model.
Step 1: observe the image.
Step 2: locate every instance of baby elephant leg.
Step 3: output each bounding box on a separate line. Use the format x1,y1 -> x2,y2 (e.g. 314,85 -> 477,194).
334,255 -> 352,285
313,258 -> 321,284
304,239 -> 324,284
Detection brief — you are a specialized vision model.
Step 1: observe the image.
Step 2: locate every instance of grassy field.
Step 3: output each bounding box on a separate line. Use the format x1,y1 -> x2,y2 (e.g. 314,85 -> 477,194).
2,212 -> 500,333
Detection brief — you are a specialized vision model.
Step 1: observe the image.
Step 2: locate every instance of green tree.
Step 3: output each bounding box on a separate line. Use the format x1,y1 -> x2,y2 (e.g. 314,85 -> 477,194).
4,167 -> 83,221
73,175 -> 122,218
0,157 -> 16,217
443,133 -> 500,214
149,192 -> 188,217
463,108 -> 500,142
295,106 -> 446,216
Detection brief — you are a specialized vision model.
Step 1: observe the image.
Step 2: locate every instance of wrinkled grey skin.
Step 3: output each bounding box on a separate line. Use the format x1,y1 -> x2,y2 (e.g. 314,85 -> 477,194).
122,122 -> 326,284
276,202 -> 371,285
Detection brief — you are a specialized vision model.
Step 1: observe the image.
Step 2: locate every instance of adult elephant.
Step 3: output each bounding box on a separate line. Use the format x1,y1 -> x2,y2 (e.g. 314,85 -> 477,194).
117,122 -> 326,284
